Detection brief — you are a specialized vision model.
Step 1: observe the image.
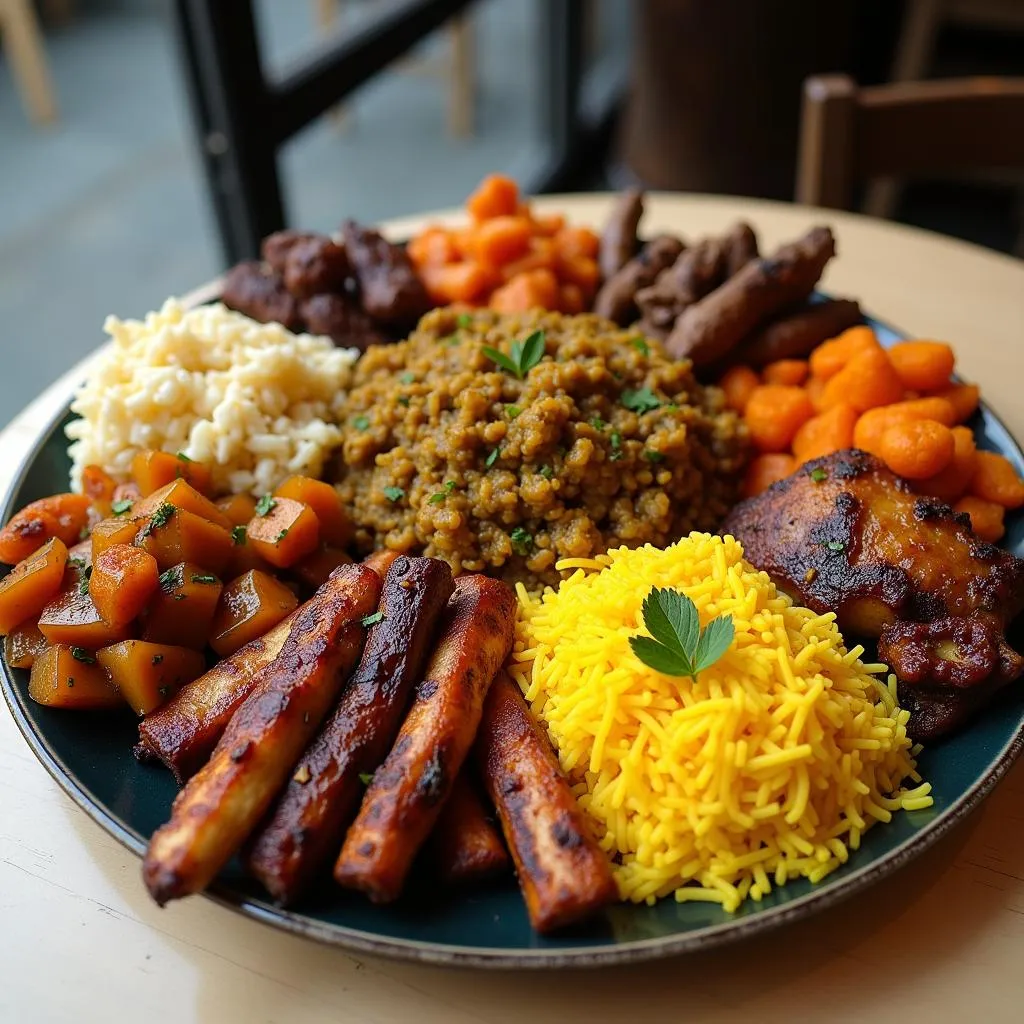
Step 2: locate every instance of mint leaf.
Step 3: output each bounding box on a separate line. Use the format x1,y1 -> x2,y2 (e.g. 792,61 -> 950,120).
482,330 -> 546,379
382,486 -> 405,503
693,615 -> 735,674
628,636 -> 691,677
481,346 -> 520,376
621,387 -> 661,414
641,587 -> 698,661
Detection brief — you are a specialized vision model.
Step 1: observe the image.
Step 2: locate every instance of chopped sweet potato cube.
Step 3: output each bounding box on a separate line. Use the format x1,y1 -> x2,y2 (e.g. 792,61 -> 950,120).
0,537 -> 69,635
81,465 -> 118,516
215,493 -> 257,527
136,505 -> 233,574
209,569 -> 299,657
134,479 -> 232,530
245,497 -> 319,568
290,544 -> 354,590
223,529 -> 273,577
140,562 -> 223,649
37,566 -> 134,649
274,476 -> 353,547
4,620 -> 49,669
29,644 -> 123,710
89,543 -> 159,627
96,640 -> 206,715
131,450 -> 212,496
90,514 -> 143,559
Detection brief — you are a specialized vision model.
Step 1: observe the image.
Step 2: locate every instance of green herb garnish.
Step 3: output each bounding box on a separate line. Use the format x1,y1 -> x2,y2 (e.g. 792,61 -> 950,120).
383,486 -> 405,503
67,677 -> 75,688
510,527 -> 533,556
621,387 -> 662,415
610,431 -> 623,462
456,313 -> 472,329
826,540 -> 845,552
399,371 -> 416,385
254,494 -> 276,517
482,329 -> 546,380
137,502 -> 175,541
810,468 -> 828,483
176,451 -> 193,463
361,610 -> 385,627
428,481 -> 456,505
68,556 -> 86,571
77,565 -> 93,596
275,529 -> 289,542
505,404 -> 522,419
441,334 -> 460,347
590,416 -> 606,431
231,525 -> 247,545
358,772 -> 374,786
158,567 -> 181,592
485,447 -> 501,468
539,465 -> 554,480
70,646 -> 95,665
191,573 -> 218,585
352,414 -> 371,430
397,395 -> 410,407
111,498 -> 134,516
158,686 -> 170,698
631,337 -> 650,356
629,588 -> 734,683
643,450 -> 665,463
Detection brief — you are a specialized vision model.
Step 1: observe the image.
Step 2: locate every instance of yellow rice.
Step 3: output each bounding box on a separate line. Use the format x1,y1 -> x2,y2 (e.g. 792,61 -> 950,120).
509,533 -> 933,911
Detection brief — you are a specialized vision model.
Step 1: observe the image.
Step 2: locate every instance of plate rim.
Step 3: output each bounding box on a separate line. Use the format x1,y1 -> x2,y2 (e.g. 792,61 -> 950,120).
3,308 -> 1024,969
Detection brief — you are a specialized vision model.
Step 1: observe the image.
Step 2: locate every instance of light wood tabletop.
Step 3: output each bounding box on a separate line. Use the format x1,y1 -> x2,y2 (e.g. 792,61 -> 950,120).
2,194 -> 1024,1024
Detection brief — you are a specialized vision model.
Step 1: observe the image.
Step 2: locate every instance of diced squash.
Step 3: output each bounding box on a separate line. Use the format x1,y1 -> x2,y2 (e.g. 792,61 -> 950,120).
215,493 -> 257,527
291,544 -> 354,590
4,621 -> 49,669
470,216 -> 533,267
274,476 -> 353,547
67,539 -> 93,568
0,493 -> 91,564
134,479 -> 232,530
81,465 -> 117,517
89,544 -> 160,627
37,569 -> 134,649
224,530 -> 273,578
0,537 -> 69,635
209,570 -> 299,657
140,562 -> 223,648
245,497 -> 319,568
466,173 -> 519,221
131,450 -> 212,496
96,640 -> 206,715
29,644 -> 123,710
136,505 -> 233,574
91,514 -> 143,559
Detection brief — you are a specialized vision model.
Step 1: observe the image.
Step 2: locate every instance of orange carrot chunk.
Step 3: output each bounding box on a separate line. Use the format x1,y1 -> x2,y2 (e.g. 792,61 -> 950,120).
820,347 -> 904,412
916,426 -> 977,502
762,359 -> 810,387
742,454 -> 797,498
471,216 -> 533,267
852,397 -> 957,456
89,543 -> 160,628
808,326 -> 880,380
0,537 -> 68,635
489,269 -> 559,313
466,174 -> 520,221
744,385 -> 815,453
792,403 -> 858,464
553,225 -> 599,260
969,450 -> 1024,509
954,495 -> 1006,543
887,341 -> 956,392
131,450 -> 212,497
719,366 -> 760,414
931,382 -> 980,424
877,420 -> 955,480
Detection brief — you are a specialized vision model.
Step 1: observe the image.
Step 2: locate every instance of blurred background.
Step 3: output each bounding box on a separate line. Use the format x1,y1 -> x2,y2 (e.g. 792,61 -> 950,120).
1,0 -> 1022,425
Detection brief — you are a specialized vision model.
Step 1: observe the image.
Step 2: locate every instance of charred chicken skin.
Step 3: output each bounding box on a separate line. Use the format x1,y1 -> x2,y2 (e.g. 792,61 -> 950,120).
721,449 -> 1024,740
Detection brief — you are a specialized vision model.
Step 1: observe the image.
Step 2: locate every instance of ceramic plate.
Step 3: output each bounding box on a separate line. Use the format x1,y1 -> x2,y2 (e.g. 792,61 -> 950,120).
3,311 -> 1023,968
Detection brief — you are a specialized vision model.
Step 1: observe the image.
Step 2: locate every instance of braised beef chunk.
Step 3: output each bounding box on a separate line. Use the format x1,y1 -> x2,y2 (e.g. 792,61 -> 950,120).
282,237 -> 351,300
598,188 -> 645,280
221,261 -> 302,330
341,220 -> 430,327
300,293 -> 386,351
261,230 -> 320,273
593,234 -> 685,326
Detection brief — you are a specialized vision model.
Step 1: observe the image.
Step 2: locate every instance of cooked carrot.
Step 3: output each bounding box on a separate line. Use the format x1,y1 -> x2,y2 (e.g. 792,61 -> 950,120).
808,326 -> 880,380
878,420 -> 955,480
466,174 -> 520,221
131,450 -> 212,497
559,284 -> 584,314
407,227 -> 459,267
532,213 -> 566,237
215,493 -> 257,527
916,425 -> 977,502
954,495 -> 1006,543
500,237 -> 556,281
852,397 -> 957,456
744,385 -> 815,453
246,497 -> 320,568
81,465 -> 117,515
471,216 -> 532,267
89,543 -> 160,628
554,225 -> 599,260
820,347 -> 904,412
0,537 -> 68,635
762,359 -> 809,387
932,382 -> 981,424
490,269 -> 559,313
887,341 -> 956,392
274,476 -> 353,547
719,366 -> 760,414
420,262 -> 496,305
554,252 -> 600,295
792,403 -> 858,464
969,450 -> 1024,509
0,493 -> 91,564
806,375 -> 828,412
742,454 -> 796,498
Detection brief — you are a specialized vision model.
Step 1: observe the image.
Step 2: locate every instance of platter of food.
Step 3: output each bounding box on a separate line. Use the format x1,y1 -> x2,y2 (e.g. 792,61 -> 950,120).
2,178 -> 1024,968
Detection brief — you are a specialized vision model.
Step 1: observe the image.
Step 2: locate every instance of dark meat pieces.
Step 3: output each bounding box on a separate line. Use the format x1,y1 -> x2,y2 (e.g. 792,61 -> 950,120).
341,220 -> 430,328
221,261 -> 302,331
261,230 -> 319,273
300,293 -> 385,352
598,188 -> 644,279
282,237 -> 351,300
880,616 -> 1024,740
666,226 -> 836,368
593,234 -> 685,326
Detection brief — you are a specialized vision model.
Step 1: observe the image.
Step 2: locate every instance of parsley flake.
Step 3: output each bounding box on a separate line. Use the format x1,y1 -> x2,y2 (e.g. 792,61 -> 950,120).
428,481 -> 456,505
382,486 -> 405,503
590,416 -> 606,431
505,404 -> 522,419
70,646 -> 95,664
137,502 -> 175,541
358,772 -> 374,786
361,610 -> 385,627
176,451 -> 194,463
151,654 -> 164,665
190,573 -> 218,585
481,330 -> 546,380
539,465 -> 554,480
456,313 -> 472,329
629,588 -> 734,683
77,565 -> 93,596
397,395 -> 410,407
510,527 -> 533,556
275,528 -> 289,542
621,387 -> 662,415
111,498 -> 134,516
399,371 -> 416,385
485,447 -> 501,468
826,540 -> 846,552
643,450 -> 665,463
254,494 -> 276,517
231,525 -> 247,545
352,414 -> 370,430
810,468 -> 828,483
631,337 -> 651,356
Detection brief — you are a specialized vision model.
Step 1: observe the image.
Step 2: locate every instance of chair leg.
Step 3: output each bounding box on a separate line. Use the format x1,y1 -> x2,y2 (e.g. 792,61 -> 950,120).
1,0 -> 59,125
447,13 -> 474,138
864,0 -> 943,219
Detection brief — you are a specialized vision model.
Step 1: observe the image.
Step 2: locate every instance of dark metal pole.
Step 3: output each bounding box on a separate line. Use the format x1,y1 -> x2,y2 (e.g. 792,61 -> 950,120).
538,0 -> 585,192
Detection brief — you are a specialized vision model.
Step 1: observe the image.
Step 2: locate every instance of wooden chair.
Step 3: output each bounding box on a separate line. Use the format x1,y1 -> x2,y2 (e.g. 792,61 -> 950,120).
0,0 -> 58,125
795,74 -> 1024,215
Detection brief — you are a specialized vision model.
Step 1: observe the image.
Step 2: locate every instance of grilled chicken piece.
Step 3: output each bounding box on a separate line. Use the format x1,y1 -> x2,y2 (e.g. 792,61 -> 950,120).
722,449 -> 1024,739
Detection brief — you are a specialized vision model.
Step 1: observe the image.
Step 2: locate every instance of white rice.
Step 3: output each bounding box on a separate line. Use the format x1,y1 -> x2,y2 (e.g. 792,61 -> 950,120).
66,299 -> 358,496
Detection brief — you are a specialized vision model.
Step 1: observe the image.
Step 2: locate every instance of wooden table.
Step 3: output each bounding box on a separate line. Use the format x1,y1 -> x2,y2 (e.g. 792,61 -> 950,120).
3,195 -> 1024,1024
